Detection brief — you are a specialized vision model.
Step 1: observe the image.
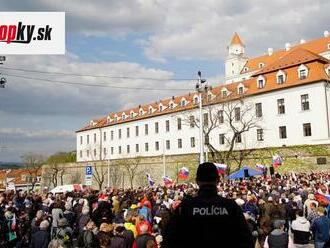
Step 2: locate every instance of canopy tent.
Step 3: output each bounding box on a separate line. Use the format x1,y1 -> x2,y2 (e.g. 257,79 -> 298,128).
50,184 -> 82,194
227,166 -> 263,180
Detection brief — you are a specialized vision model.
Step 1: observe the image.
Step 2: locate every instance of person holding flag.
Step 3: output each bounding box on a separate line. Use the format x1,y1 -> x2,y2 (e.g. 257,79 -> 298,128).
272,154 -> 283,168
214,163 -> 227,175
163,176 -> 173,187
178,167 -> 189,180
146,173 -> 155,186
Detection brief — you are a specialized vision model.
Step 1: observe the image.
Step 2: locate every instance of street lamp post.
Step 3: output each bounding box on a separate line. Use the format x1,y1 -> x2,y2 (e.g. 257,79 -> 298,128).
195,71 -> 208,164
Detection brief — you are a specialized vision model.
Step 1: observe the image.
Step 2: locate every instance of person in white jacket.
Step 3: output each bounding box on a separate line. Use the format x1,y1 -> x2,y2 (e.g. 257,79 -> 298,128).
291,209 -> 311,248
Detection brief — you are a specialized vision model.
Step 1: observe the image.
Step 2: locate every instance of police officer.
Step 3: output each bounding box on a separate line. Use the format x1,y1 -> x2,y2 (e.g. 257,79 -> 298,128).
162,162 -> 254,248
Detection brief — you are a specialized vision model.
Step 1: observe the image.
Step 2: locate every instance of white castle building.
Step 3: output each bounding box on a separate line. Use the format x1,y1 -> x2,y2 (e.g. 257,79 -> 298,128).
76,31 -> 330,163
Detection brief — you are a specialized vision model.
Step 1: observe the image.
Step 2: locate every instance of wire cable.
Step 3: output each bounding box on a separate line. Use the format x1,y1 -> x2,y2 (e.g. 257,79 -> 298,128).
0,66 -> 196,81
1,73 -> 193,91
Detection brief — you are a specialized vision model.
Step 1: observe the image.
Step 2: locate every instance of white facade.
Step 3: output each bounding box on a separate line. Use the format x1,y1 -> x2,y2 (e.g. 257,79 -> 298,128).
77,33 -> 330,163
77,81 -> 330,162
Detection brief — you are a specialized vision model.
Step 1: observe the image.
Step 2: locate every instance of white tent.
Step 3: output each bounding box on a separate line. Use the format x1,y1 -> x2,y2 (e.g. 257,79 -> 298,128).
50,184 -> 82,194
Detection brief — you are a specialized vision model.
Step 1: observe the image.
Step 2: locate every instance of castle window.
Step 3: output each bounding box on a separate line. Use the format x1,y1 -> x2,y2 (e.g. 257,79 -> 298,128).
222,90 -> 228,97
159,105 -> 163,112
139,110 -> 143,116
276,70 -> 286,84
257,75 -> 265,89
130,112 -> 134,118
243,67 -> 249,72
328,43 -> 330,49
298,64 -> 308,80
122,113 -> 126,120
194,96 -> 199,104
149,107 -> 153,114
170,102 -> 174,109
258,63 -> 265,68
238,86 -> 244,95
181,99 -> 186,107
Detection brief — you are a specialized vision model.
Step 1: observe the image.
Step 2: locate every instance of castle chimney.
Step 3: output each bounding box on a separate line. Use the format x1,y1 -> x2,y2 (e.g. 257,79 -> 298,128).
267,48 -> 273,56
285,43 -> 291,51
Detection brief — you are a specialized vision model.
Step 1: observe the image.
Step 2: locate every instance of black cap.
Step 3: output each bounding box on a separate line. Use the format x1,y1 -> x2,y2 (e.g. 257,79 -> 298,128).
196,162 -> 219,182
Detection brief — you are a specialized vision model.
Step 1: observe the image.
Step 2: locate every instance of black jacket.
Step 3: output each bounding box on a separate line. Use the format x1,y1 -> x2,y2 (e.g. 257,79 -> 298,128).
30,230 -> 50,248
162,186 -> 254,248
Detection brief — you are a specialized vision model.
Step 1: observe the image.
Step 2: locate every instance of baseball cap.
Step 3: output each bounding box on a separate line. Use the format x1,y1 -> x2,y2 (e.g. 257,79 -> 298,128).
196,162 -> 219,182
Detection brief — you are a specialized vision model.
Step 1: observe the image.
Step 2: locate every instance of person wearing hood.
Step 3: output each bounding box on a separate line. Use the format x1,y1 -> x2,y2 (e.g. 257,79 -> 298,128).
291,209 -> 310,247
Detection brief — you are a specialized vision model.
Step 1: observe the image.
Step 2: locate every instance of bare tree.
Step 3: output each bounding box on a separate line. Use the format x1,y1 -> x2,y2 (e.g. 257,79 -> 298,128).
183,93 -> 261,172
92,162 -> 107,190
109,161 -> 122,187
21,152 -> 45,191
119,156 -> 142,188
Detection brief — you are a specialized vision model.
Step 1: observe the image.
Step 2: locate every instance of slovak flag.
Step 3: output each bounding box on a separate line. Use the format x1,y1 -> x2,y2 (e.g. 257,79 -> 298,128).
178,167 -> 189,180
256,164 -> 266,171
314,193 -> 330,207
146,174 -> 155,186
214,163 -> 227,175
272,154 -> 283,167
163,176 -> 173,187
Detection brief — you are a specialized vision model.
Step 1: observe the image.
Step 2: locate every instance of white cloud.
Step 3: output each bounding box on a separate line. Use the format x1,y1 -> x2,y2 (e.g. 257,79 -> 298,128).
0,128 -> 74,138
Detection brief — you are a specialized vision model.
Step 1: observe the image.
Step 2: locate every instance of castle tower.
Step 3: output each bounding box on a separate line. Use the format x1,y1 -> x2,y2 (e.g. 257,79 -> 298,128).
225,33 -> 248,84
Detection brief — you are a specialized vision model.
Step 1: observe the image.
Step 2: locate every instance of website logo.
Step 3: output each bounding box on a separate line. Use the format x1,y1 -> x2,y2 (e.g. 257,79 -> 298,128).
0,12 -> 65,54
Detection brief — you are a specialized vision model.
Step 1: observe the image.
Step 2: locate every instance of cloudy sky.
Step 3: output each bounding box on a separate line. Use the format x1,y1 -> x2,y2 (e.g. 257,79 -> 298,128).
0,0 -> 329,162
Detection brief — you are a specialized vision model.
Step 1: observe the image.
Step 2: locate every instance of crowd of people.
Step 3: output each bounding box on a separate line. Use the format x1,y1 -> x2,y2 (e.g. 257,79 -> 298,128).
0,168 -> 330,248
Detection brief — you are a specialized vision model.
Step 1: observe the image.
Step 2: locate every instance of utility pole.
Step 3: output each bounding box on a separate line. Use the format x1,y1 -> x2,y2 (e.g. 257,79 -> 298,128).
0,56 -> 6,88
195,71 -> 208,164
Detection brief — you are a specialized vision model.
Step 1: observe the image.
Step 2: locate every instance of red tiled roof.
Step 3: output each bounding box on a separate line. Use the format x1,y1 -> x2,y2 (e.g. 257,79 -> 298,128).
230,32 -> 244,46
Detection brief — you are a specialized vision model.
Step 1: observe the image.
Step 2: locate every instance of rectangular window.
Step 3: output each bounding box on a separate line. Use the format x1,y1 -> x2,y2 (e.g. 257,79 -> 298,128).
301,94 -> 309,111
257,129 -> 264,141
277,75 -> 284,84
238,87 -> 244,95
94,133 -> 97,143
189,115 -> 195,128
93,149 -> 97,157
190,137 -> 195,148
218,110 -> 224,124
155,141 -> 159,151
258,79 -> 264,89
177,118 -> 182,130
203,113 -> 209,127
118,129 -> 122,139
235,107 -> 241,121
219,134 -> 225,145
111,147 -> 114,155
145,124 -> 149,135
103,147 -> 107,156
303,123 -> 312,137
204,134 -> 209,145
166,140 -> 170,150
80,136 -> 83,145
87,135 -> 89,144
178,139 -> 182,149
166,120 -> 170,132
145,143 -> 149,152
103,132 -> 106,141
135,126 -> 139,136
87,150 -> 90,157
155,122 -> 159,133
255,103 -> 263,118
299,69 -> 307,80
80,150 -> 82,158
111,131 -> 114,140
136,144 -> 139,153
127,145 -> 130,154
235,133 -> 242,143
279,126 -> 287,139
127,127 -> 130,138
277,99 -> 285,114
118,146 -> 122,154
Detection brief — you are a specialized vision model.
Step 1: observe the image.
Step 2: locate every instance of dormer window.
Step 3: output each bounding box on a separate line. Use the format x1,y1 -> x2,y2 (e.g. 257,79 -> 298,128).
194,96 -> 199,104
114,116 -> 118,122
243,67 -> 249,72
298,64 -> 308,80
107,116 -> 111,123
170,102 -> 174,109
130,112 -> 134,118
122,113 -> 126,120
139,109 -> 143,116
181,99 -> 186,107
258,63 -> 265,69
257,75 -> 265,89
222,90 -> 227,97
276,70 -> 286,84
328,43 -> 330,50
238,86 -> 244,95
148,107 -> 153,114
159,104 -> 163,112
